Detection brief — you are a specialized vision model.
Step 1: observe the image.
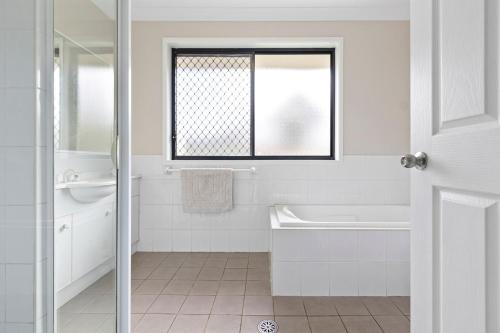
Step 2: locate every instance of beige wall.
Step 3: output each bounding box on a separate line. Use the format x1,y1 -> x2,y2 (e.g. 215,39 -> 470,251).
132,21 -> 410,155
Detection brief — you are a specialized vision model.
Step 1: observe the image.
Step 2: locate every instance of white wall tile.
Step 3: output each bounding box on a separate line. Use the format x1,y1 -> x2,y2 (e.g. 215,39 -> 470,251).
386,262 -> 410,296
152,229 -> 172,252
229,230 -> 249,252
330,262 -> 358,296
4,323 -> 34,333
141,205 -> 172,229
387,230 -> 410,262
171,205 -> 191,230
191,230 -> 210,252
137,229 -> 153,252
0,0 -> 35,31
210,230 -> 230,252
140,180 -> 173,205
330,231 -> 357,261
0,264 -> 5,322
300,262 -> 329,296
3,148 -> 35,205
247,230 -> 269,252
358,230 -> 386,262
0,89 -> 35,147
3,30 -> 35,88
5,264 -> 34,323
172,230 -> 191,252
273,261 -> 300,296
358,262 -> 386,296
300,230 -> 331,260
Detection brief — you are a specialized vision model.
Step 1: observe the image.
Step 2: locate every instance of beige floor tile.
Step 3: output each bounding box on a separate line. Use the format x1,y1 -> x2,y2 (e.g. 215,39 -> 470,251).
275,316 -> 311,333
173,267 -> 201,280
131,295 -> 157,314
197,267 -> 224,280
133,314 -> 175,333
132,279 -> 144,292
246,268 -> 269,281
274,296 -> 306,316
205,315 -> 242,333
59,292 -> 97,313
179,295 -> 215,314
240,316 -> 275,333
334,297 -> 370,316
131,314 -> 143,329
182,257 -> 207,268
362,297 -> 402,316
148,295 -> 186,314
190,281 -> 220,295
248,257 -> 269,269
222,268 -> 247,280
60,314 -> 111,333
135,279 -> 170,295
168,314 -> 209,333
85,273 -> 115,294
218,281 -> 246,295
341,316 -> 383,333
162,280 -> 194,295
211,295 -> 244,315
308,316 -> 346,333
245,281 -> 271,296
149,265 -> 178,280
161,257 -> 185,268
243,296 -> 274,315
390,296 -> 410,316
204,258 -> 227,268
81,294 -> 116,314
229,252 -> 250,258
374,315 -> 410,333
132,265 -> 156,279
226,258 -> 249,268
303,297 -> 337,316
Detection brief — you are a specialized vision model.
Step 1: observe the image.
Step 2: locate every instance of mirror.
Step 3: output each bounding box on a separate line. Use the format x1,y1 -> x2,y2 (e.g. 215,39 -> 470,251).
54,32 -> 115,154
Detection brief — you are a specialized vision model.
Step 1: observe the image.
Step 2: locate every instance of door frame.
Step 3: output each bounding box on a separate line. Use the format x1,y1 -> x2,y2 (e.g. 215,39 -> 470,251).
117,0 -> 132,332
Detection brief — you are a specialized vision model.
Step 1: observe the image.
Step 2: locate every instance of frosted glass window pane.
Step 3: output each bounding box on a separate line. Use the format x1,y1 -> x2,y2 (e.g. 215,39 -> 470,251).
255,54 -> 331,156
175,55 -> 252,157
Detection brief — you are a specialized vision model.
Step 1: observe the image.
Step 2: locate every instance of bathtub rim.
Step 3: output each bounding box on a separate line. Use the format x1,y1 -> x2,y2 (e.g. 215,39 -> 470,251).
270,204 -> 411,230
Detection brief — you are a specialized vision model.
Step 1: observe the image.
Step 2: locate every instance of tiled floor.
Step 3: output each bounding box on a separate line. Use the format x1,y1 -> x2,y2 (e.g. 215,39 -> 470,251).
57,252 -> 411,333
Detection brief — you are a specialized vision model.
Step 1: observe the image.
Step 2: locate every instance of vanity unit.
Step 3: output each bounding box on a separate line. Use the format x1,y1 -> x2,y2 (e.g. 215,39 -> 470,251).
54,176 -> 140,307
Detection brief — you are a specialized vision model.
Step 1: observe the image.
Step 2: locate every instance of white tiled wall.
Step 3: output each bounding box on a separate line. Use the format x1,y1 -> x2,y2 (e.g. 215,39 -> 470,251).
0,0 -> 51,332
133,155 -> 409,253
272,229 -> 410,296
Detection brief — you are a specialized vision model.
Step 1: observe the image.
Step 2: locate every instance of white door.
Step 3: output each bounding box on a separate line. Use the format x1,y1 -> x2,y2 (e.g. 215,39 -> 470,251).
411,0 -> 500,332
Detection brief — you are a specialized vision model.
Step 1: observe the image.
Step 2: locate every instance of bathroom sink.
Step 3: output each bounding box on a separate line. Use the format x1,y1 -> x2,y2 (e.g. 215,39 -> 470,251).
56,178 -> 116,203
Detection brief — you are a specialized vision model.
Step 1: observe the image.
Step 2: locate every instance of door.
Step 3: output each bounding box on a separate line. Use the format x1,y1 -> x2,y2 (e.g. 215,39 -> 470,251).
411,0 -> 500,332
53,0 -> 130,332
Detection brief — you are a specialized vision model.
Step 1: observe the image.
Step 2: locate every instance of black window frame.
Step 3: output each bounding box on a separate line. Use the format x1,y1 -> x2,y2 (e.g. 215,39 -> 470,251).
171,48 -> 336,160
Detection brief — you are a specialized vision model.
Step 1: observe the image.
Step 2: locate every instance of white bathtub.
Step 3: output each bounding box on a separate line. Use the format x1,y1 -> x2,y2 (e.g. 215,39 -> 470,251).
270,205 -> 410,297
272,204 -> 410,229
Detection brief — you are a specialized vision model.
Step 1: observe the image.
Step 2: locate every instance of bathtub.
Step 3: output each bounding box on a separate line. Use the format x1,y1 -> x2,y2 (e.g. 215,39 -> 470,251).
270,205 -> 410,297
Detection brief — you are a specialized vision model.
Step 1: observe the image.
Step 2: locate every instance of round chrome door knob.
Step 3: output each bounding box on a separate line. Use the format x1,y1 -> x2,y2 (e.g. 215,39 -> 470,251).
401,152 -> 428,170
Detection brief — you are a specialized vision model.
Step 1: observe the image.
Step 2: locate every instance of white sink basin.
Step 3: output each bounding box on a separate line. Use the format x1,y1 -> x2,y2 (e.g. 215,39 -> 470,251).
56,178 -> 116,203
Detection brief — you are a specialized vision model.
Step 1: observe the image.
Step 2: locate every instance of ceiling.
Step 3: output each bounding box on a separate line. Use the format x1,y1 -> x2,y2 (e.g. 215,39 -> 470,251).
131,0 -> 410,21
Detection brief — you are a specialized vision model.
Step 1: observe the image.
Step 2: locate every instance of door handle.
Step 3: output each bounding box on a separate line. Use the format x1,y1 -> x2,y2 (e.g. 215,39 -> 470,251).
401,152 -> 428,170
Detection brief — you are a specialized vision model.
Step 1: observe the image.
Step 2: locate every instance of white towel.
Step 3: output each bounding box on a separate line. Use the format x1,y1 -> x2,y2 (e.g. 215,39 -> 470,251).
181,168 -> 233,213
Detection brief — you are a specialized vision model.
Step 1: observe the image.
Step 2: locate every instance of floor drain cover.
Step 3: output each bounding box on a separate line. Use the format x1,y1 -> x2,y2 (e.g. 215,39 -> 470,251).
258,319 -> 278,333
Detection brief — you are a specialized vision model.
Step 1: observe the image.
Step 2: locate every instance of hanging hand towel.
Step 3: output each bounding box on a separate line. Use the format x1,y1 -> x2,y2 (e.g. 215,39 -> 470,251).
181,168 -> 233,213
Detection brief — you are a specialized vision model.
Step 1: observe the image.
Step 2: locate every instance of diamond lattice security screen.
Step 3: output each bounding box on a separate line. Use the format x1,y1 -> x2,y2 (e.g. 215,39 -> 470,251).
174,55 -> 252,157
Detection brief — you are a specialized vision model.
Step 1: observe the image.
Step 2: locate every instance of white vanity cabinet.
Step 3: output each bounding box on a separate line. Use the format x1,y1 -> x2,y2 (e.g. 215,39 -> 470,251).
55,215 -> 72,291
131,177 -> 140,253
72,203 -> 115,279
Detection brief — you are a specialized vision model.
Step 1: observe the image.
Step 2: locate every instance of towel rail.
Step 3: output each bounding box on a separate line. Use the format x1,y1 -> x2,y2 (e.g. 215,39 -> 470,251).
164,166 -> 256,175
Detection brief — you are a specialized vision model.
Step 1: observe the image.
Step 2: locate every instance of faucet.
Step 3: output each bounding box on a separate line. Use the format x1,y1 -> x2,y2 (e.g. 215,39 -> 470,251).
63,169 -> 79,182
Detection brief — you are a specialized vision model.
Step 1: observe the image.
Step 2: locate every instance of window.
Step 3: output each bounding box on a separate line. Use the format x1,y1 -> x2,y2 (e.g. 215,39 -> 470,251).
171,48 -> 335,160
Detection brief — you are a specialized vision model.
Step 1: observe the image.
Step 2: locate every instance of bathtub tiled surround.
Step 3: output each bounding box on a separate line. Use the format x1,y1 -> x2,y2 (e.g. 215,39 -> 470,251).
271,228 -> 410,296
133,155 -> 409,253
0,0 -> 52,332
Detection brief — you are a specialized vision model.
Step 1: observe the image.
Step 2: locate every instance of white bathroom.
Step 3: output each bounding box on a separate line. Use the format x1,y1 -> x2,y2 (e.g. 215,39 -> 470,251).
1,0 -> 496,333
